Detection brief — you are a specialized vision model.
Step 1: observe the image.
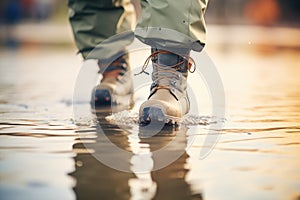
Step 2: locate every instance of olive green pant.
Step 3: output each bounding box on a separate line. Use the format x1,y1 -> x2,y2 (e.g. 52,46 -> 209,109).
68,0 -> 208,59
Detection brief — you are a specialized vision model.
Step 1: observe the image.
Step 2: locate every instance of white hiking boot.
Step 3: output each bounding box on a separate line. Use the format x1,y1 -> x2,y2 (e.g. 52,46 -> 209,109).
138,48 -> 195,126
91,53 -> 133,108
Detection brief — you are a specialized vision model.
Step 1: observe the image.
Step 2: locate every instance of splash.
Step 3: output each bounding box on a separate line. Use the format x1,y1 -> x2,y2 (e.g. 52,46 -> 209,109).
105,110 -> 225,127
105,110 -> 139,127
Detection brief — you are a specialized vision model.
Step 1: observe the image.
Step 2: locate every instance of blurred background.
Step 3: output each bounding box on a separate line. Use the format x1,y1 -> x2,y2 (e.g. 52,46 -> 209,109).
0,0 -> 69,48
0,0 -> 299,49
209,0 -> 300,26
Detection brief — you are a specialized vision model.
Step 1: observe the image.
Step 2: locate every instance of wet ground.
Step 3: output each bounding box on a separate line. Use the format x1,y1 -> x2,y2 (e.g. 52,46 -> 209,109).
1,28 -> 300,200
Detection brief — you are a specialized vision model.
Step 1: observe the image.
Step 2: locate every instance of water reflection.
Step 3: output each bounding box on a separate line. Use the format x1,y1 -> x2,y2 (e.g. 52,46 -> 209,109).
71,110 -> 201,199
1,34 -> 300,199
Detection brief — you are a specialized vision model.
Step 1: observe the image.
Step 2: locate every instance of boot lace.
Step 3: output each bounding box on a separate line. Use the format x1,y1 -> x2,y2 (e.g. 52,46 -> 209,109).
134,50 -> 196,91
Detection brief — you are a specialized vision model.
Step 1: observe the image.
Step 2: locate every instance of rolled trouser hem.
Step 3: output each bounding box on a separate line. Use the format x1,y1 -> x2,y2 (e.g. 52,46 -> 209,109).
134,27 -> 205,53
79,49 -> 94,60
68,0 -> 136,60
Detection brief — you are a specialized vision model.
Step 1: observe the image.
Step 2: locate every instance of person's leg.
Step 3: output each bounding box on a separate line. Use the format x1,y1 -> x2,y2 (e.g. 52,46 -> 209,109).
136,0 -> 209,52
68,0 -> 136,59
135,0 -> 209,125
68,0 -> 137,107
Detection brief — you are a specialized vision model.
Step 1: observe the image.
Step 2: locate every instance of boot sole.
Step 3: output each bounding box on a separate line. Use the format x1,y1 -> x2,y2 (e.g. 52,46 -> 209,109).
139,107 -> 180,127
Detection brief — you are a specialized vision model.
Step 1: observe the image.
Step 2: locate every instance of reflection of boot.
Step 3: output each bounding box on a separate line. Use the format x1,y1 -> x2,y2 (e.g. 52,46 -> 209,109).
91,53 -> 134,108
139,48 -> 195,125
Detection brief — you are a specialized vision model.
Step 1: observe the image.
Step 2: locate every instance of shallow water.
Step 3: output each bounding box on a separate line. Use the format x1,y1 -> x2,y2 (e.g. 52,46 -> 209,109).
1,41 -> 300,200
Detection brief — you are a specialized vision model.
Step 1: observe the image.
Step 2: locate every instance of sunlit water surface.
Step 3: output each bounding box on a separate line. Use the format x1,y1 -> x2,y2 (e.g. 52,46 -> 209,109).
0,41 -> 300,200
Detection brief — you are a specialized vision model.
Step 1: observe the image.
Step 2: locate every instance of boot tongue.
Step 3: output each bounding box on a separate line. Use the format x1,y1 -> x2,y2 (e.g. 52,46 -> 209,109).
157,53 -> 179,67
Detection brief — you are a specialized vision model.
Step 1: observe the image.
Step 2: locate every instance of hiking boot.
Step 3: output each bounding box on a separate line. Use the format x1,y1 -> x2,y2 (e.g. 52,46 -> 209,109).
91,53 -> 134,108
138,48 -> 195,126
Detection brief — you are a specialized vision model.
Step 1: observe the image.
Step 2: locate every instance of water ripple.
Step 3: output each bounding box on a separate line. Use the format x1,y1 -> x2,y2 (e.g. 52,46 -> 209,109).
105,110 -> 225,127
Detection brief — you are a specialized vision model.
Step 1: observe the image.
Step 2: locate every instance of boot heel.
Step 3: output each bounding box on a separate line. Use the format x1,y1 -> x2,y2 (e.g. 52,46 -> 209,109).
91,89 -> 112,108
